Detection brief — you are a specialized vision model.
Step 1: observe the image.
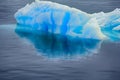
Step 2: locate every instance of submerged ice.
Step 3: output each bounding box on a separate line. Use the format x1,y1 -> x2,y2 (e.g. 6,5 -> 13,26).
14,0 -> 120,40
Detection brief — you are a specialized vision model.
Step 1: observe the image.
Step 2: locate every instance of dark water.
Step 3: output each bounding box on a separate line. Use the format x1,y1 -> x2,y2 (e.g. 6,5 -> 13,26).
0,0 -> 120,80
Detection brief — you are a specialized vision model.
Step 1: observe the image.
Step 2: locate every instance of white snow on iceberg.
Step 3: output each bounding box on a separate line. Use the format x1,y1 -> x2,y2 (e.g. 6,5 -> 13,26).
14,0 -> 120,40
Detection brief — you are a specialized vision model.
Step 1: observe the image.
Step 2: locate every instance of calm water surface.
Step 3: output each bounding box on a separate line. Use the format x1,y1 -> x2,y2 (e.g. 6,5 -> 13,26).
0,0 -> 120,80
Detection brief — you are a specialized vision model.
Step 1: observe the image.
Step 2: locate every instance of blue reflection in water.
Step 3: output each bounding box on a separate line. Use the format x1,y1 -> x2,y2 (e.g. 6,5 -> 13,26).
15,25 -> 102,59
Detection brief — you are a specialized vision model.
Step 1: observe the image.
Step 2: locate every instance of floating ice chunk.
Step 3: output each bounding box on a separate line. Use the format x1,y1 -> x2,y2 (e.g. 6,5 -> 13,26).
14,0 -> 120,40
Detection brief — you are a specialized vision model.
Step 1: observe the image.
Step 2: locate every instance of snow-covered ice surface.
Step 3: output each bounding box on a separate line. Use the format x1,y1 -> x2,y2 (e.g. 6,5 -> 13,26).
15,0 -> 120,40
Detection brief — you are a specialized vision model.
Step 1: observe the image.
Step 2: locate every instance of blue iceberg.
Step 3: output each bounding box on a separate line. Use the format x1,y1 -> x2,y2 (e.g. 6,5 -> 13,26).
14,0 -> 120,40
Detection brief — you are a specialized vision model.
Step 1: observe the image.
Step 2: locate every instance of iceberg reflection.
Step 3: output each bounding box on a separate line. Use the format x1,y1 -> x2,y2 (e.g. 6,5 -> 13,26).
15,25 -> 102,59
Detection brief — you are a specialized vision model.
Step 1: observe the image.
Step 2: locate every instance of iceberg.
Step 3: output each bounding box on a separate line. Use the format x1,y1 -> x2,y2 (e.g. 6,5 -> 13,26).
14,0 -> 120,40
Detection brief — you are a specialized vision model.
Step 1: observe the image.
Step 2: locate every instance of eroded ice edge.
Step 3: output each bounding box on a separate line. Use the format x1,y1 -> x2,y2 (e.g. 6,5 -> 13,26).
14,0 -> 120,59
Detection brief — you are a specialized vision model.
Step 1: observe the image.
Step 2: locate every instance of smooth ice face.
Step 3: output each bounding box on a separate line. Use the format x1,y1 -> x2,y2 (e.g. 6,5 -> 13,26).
14,0 -> 120,40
